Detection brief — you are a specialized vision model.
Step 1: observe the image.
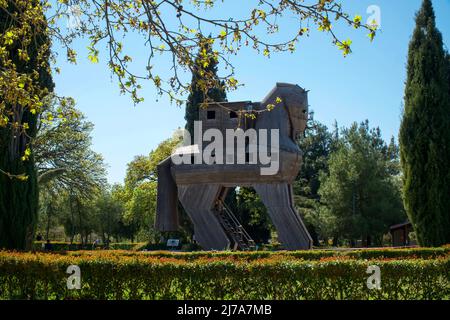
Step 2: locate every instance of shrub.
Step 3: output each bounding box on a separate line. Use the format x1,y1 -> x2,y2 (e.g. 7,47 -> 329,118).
63,247 -> 449,261
32,242 -> 146,251
0,251 -> 448,300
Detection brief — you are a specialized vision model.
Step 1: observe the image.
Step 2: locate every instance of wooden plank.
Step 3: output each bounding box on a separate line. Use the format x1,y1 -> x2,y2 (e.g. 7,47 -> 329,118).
172,150 -> 301,185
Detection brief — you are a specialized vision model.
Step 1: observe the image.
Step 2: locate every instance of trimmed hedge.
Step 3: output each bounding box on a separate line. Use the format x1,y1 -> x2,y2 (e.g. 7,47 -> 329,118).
32,242 -> 146,251
65,247 -> 450,261
0,251 -> 448,300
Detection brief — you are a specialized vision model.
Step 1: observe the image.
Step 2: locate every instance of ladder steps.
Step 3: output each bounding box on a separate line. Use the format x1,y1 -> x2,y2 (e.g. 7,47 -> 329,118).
214,200 -> 256,251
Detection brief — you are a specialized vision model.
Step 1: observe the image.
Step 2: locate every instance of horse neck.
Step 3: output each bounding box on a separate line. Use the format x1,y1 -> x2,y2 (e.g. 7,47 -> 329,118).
256,104 -> 292,150
257,88 -> 301,152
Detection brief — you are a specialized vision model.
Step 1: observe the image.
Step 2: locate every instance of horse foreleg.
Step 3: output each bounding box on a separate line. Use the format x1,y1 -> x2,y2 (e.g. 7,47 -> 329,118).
254,183 -> 312,250
178,184 -> 230,250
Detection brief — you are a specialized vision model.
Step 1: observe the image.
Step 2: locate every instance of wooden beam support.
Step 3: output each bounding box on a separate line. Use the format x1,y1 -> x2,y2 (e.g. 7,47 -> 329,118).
178,184 -> 230,250
254,183 -> 312,250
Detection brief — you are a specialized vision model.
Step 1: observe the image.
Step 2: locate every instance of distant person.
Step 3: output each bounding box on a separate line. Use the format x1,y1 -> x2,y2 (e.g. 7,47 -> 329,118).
44,240 -> 53,251
92,239 -> 100,250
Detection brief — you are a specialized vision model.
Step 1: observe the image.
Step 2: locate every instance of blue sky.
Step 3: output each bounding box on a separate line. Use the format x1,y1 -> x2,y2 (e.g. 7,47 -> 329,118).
52,0 -> 450,184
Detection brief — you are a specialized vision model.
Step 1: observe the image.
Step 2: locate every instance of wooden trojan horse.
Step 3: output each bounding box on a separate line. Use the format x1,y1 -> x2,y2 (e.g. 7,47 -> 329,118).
156,83 -> 313,250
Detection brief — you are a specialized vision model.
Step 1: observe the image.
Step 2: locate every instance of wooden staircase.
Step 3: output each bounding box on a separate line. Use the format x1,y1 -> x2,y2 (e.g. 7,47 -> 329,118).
214,199 -> 256,251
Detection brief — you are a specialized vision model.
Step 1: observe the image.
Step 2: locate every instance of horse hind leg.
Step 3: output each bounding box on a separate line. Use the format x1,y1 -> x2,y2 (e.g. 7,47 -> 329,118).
178,184 -> 230,250
254,183 -> 312,250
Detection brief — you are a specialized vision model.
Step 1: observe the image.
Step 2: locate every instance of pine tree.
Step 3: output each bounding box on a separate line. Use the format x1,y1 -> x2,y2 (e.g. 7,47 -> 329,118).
185,38 -> 227,141
447,53 -> 450,92
399,0 -> 450,246
320,121 -> 406,247
0,1 -> 54,249
293,112 -> 333,245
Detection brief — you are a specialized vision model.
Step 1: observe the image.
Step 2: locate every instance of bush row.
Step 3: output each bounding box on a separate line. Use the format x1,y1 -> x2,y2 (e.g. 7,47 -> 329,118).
0,251 -> 448,300
32,241 -> 200,252
32,242 -> 146,251
64,246 -> 450,261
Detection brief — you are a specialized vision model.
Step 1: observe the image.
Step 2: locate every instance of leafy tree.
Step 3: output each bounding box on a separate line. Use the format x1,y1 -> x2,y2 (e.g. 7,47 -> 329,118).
125,181 -> 158,242
34,100 -> 107,243
0,1 -> 54,249
225,188 -> 272,245
185,38 -> 227,140
61,192 -> 97,245
124,155 -> 152,188
320,121 -> 406,246
94,191 -> 123,246
447,53 -> 450,101
293,112 -> 335,245
40,1 -> 376,104
111,184 -> 141,243
386,136 -> 401,176
34,99 -> 107,195
38,181 -> 63,241
296,112 -> 335,199
399,0 -> 450,246
118,134 -> 190,243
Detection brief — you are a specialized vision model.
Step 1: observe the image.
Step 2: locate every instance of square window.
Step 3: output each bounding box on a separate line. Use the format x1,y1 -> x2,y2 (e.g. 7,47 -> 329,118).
230,111 -> 238,119
207,110 -> 216,120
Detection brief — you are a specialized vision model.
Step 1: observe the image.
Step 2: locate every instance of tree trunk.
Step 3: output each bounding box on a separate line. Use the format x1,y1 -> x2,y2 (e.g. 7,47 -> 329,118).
366,235 -> 372,247
332,236 -> 338,247
0,141 -> 39,250
46,205 -> 51,240
0,0 -> 54,250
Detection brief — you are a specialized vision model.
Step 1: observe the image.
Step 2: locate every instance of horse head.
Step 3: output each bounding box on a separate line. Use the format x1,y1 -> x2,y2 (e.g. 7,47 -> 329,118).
257,83 -> 308,147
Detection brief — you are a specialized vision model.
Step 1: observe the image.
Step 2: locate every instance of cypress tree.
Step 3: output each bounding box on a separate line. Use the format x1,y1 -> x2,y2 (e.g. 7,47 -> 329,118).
0,1 -> 54,249
185,38 -> 227,141
399,0 -> 450,246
